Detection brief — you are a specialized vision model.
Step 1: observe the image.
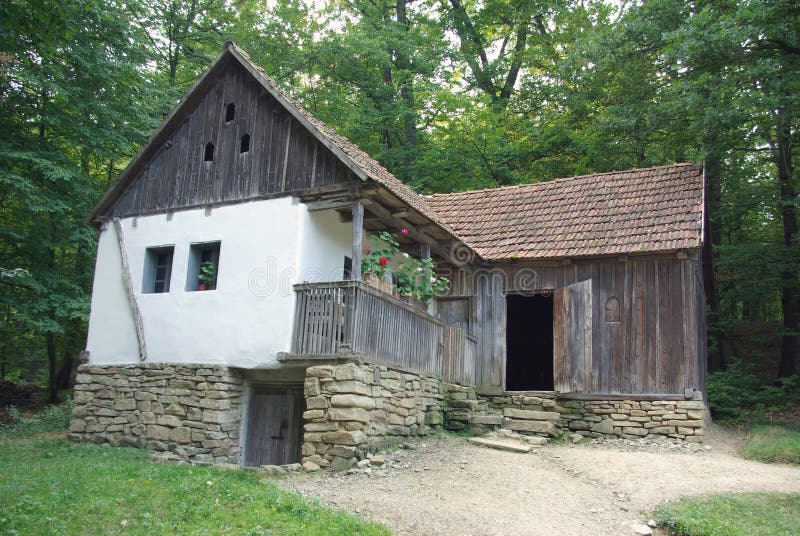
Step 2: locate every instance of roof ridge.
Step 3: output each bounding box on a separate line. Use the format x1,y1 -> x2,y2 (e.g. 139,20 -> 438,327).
429,163 -> 699,199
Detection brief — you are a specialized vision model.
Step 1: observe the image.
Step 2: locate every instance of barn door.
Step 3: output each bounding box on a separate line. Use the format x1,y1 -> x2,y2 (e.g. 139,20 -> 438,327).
243,385 -> 304,467
553,280 -> 593,393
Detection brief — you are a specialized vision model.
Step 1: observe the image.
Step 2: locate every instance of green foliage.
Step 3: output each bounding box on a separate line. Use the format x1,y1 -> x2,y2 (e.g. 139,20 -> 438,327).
362,231 -> 450,304
0,400 -> 73,440
0,0 -> 156,400
656,492 -> 800,536
0,439 -> 389,535
393,256 -> 450,305
707,360 -> 800,422
361,231 -> 400,280
741,425 -> 800,465
198,261 -> 217,287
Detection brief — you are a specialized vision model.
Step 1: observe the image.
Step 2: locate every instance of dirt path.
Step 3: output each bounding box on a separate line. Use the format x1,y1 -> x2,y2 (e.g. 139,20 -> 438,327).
280,427 -> 800,535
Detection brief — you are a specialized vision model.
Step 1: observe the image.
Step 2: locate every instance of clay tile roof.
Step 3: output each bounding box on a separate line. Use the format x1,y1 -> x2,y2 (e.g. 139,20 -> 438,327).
426,163 -> 704,261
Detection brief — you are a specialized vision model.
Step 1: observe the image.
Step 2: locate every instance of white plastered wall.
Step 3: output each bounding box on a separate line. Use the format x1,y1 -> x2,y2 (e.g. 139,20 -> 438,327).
86,196 -> 352,367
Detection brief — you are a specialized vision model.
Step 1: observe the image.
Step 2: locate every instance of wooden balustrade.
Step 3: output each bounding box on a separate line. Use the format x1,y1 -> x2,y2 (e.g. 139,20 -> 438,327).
291,281 -> 476,386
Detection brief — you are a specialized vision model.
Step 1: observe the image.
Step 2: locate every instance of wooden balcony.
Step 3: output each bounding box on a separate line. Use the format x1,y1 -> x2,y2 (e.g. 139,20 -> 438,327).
284,281 -> 477,386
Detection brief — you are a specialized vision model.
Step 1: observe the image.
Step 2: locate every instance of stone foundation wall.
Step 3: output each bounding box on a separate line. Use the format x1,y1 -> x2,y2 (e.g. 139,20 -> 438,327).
557,398 -> 706,442
472,393 -> 706,442
301,362 -> 444,470
69,364 -> 244,463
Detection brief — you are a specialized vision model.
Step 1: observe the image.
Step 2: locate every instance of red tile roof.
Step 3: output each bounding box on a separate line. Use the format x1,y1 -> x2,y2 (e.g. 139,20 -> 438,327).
426,164 -> 704,261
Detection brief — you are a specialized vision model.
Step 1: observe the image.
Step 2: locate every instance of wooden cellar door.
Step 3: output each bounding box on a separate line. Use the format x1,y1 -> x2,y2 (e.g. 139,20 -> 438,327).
243,385 -> 304,467
553,280 -> 593,394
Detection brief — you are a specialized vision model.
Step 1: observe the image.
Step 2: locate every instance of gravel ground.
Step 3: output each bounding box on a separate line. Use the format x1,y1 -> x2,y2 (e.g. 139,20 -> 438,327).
279,425 -> 800,535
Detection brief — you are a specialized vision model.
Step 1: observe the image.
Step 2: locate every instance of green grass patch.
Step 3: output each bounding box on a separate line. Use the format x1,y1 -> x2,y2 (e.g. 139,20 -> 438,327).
741,424 -> 800,465
656,492 -> 800,536
0,438 -> 389,536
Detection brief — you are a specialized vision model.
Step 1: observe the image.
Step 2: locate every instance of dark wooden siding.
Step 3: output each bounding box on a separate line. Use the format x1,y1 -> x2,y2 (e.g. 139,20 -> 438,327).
463,253 -> 706,396
109,61 -> 353,218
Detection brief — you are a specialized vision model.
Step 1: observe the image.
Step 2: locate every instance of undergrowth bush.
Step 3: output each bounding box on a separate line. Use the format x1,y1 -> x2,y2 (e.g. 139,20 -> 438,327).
707,359 -> 799,422
0,398 -> 73,439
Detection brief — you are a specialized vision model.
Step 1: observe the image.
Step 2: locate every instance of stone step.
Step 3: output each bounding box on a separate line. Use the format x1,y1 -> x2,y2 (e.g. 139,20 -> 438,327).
496,430 -> 550,446
502,407 -> 561,421
467,437 -> 532,453
469,414 -> 504,425
504,418 -> 558,436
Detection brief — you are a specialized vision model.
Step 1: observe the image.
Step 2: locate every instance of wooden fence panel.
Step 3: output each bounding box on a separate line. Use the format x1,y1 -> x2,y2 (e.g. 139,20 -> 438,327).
292,281 -> 476,385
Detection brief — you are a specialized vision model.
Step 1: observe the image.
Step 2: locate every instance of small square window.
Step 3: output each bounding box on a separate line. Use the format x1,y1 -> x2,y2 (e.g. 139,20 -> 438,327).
186,241 -> 221,291
143,246 -> 174,293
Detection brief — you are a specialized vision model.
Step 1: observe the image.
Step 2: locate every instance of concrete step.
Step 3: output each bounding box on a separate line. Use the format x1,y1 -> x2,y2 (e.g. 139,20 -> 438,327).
467,436 -> 532,453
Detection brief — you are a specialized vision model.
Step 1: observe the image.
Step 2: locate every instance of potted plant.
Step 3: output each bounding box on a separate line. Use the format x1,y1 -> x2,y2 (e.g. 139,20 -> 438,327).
197,260 -> 216,291
361,231 -> 399,294
361,230 -> 451,306
394,255 -> 450,308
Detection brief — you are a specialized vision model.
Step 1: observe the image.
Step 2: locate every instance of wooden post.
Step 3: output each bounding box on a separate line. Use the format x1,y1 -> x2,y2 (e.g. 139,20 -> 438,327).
113,218 -> 147,362
351,200 -> 363,281
421,243 -> 432,314
420,243 -> 431,260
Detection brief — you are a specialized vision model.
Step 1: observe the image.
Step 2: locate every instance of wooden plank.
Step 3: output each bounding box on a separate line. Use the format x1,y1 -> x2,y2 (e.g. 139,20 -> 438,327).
351,201 -> 363,281
553,279 -> 592,393
559,392 -> 689,401
112,219 -> 147,362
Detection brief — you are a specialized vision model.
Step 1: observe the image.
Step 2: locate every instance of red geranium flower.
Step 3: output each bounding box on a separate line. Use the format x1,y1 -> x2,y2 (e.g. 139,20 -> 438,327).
379,256 -> 388,266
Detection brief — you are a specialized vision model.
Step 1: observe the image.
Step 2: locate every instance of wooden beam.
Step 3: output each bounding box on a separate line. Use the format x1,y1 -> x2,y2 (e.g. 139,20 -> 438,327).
365,201 -> 437,246
112,218 -> 147,362
352,200 -> 364,280
391,209 -> 409,218
306,197 -> 372,212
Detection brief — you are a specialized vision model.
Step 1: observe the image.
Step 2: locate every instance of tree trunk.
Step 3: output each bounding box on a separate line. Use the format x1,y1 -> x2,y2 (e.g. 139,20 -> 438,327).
776,105 -> 798,379
46,332 -> 58,403
703,139 -> 724,372
395,0 -> 417,180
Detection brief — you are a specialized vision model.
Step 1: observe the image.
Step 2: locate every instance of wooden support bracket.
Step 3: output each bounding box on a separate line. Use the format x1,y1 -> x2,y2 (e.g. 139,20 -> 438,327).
113,218 -> 147,362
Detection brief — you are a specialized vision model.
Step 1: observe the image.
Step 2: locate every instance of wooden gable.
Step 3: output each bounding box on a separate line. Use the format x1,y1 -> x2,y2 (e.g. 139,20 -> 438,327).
96,55 -> 355,220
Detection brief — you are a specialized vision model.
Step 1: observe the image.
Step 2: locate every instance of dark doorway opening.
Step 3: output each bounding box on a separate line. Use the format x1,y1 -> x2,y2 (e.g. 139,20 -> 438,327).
243,385 -> 304,467
506,294 -> 554,391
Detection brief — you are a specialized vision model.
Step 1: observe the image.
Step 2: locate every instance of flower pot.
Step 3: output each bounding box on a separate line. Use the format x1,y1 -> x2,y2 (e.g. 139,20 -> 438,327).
363,273 -> 393,295
400,295 -> 425,310
197,282 -> 206,291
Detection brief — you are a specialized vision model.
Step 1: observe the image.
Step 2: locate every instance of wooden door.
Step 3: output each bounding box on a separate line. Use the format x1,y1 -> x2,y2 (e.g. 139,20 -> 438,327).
243,385 -> 304,467
437,297 -> 471,331
553,280 -> 593,393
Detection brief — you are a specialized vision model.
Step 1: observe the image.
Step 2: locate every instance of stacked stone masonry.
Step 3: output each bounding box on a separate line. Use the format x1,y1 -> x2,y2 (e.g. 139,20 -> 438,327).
301,362 -> 445,471
68,363 -> 244,463
556,398 -> 706,442
472,393 -> 706,442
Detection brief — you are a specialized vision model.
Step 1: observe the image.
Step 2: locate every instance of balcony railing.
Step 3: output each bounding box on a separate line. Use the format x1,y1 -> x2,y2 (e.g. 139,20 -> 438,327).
290,280 -> 476,386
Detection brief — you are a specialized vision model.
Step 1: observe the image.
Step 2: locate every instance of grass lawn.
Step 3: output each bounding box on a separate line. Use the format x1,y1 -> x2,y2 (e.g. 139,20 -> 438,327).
740,424 -> 800,465
0,438 -> 389,536
655,492 -> 800,536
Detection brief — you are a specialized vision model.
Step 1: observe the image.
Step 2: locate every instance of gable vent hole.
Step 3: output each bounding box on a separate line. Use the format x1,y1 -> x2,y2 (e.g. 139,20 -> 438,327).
240,133 -> 250,154
225,102 -> 235,123
204,142 -> 214,162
